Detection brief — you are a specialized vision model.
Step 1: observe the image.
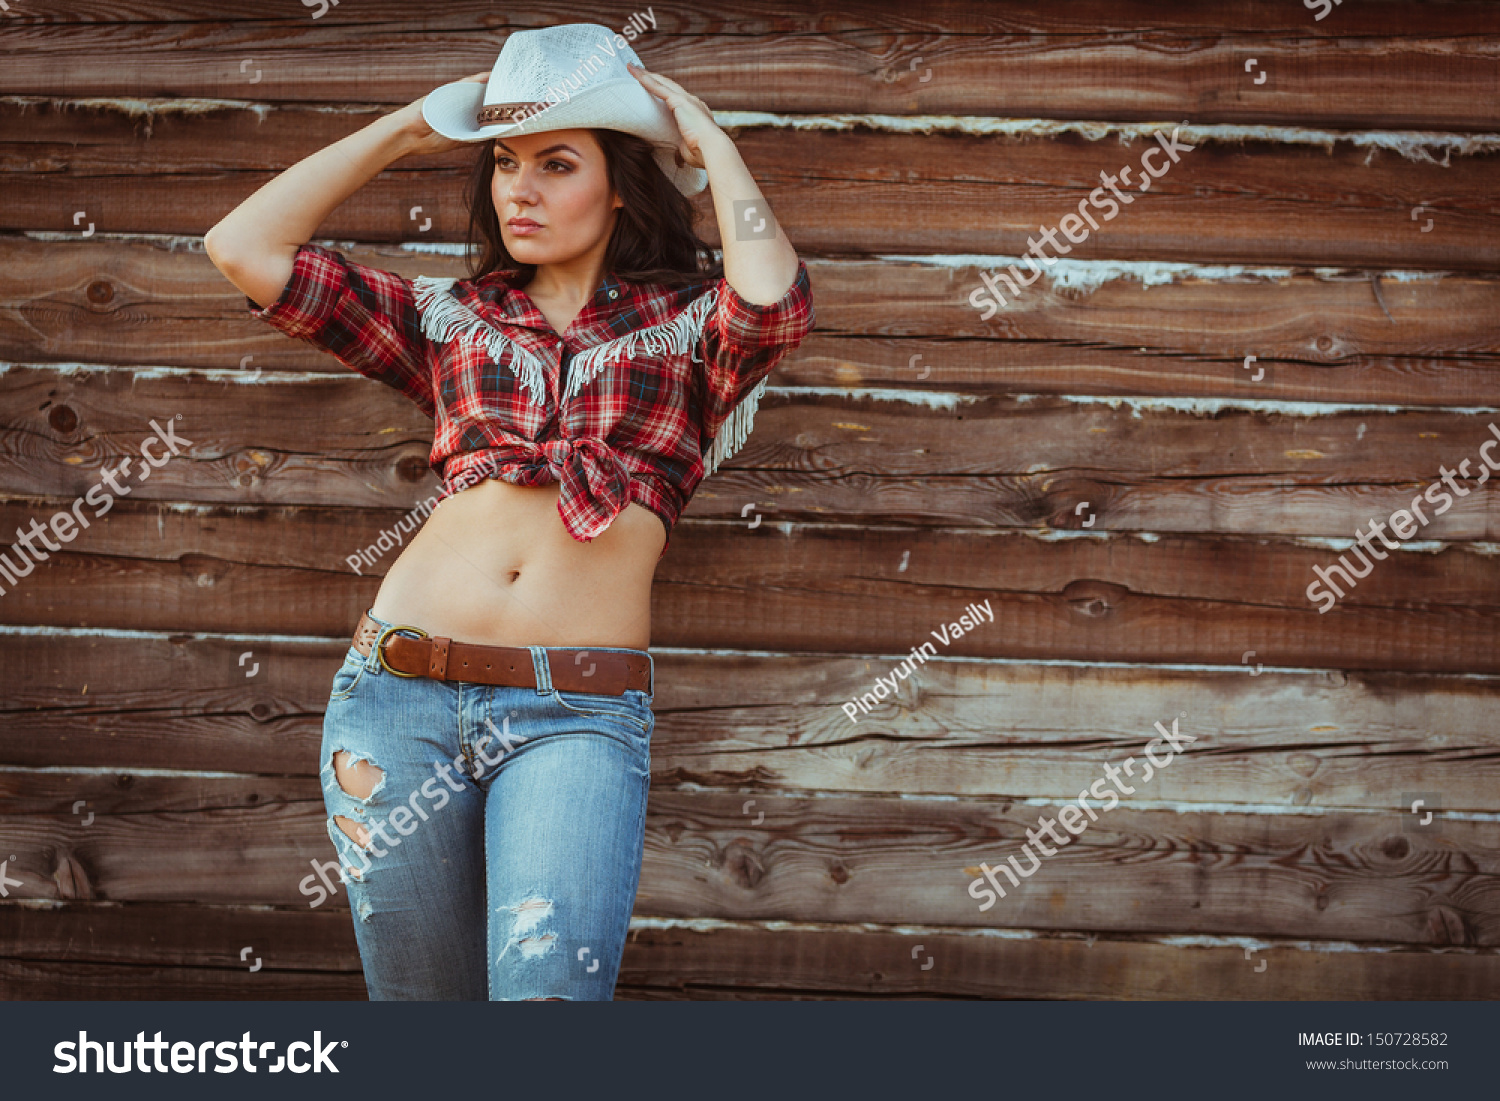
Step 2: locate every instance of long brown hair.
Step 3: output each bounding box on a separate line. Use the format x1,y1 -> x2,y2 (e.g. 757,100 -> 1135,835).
463,129 -> 722,289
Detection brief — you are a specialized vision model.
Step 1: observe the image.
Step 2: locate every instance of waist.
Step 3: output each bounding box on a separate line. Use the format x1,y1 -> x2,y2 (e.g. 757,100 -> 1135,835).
370,480 -> 664,649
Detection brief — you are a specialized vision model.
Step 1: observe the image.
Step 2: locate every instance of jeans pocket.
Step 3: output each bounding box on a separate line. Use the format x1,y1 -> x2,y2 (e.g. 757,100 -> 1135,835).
329,645 -> 369,702
550,688 -> 653,733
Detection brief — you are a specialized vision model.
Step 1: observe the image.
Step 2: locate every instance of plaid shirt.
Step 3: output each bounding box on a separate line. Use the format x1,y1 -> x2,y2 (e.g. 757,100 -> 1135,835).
249,244 -> 813,557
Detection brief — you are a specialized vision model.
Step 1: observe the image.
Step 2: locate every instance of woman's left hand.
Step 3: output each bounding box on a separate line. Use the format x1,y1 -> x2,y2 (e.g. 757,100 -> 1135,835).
626,62 -> 726,169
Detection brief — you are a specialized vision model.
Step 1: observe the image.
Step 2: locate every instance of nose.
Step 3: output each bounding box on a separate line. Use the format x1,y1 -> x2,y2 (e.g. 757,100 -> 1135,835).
505,161 -> 542,207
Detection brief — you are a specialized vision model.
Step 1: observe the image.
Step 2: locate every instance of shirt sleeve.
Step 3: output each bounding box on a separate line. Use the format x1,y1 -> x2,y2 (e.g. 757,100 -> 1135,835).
248,243 -> 437,419
695,259 -> 814,437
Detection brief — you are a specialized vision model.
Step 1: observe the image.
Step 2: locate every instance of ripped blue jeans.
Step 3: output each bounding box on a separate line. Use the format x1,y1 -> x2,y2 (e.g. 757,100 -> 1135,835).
317,609 -> 655,1000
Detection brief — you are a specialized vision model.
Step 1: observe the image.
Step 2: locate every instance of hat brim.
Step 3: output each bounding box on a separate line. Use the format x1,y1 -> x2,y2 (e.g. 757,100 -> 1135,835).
422,77 -> 708,196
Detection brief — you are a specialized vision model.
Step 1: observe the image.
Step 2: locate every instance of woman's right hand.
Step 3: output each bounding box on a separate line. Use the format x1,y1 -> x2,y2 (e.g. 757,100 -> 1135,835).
389,71 -> 490,157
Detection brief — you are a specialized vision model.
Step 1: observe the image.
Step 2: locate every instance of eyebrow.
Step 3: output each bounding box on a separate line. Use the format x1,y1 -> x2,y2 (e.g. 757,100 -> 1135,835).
494,141 -> 583,158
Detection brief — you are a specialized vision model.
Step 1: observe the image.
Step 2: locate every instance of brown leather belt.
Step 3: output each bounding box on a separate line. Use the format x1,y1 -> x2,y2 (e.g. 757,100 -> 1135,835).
352,612 -> 651,696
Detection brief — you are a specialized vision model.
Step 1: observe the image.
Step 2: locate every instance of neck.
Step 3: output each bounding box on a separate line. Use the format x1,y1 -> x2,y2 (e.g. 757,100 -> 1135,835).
526,246 -> 609,305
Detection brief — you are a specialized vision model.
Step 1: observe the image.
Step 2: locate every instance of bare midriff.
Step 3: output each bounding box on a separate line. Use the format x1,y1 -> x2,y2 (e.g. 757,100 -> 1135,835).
369,479 -> 664,651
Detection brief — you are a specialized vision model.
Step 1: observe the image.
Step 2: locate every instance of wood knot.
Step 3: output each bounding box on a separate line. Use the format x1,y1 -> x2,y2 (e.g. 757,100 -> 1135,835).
1425,905 -> 1467,946
47,405 -> 78,434
52,851 -> 95,900
395,455 -> 429,483
724,841 -> 765,890
86,280 -> 115,305
1060,578 -> 1129,619
828,860 -> 850,885
1379,835 -> 1410,860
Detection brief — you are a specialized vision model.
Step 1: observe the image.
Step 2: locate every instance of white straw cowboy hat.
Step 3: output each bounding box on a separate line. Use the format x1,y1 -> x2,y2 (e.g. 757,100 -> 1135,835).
422,23 -> 708,196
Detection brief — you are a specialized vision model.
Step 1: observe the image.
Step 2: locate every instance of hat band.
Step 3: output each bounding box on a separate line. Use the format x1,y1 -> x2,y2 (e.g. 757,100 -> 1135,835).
477,101 -> 552,125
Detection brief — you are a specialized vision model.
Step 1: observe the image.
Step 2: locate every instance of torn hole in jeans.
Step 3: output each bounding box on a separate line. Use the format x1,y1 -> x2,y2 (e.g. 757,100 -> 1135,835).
329,749 -> 386,882
498,896 -> 559,963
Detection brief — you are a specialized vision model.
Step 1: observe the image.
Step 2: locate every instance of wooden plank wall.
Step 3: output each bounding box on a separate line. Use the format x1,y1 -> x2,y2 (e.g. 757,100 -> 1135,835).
2,0 -> 1498,1000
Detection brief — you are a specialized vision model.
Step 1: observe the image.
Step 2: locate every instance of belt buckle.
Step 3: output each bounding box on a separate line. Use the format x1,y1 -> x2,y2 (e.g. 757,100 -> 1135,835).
375,624 -> 429,677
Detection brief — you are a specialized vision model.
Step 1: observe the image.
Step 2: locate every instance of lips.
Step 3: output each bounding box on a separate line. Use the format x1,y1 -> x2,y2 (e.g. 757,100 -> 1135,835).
507,218 -> 542,235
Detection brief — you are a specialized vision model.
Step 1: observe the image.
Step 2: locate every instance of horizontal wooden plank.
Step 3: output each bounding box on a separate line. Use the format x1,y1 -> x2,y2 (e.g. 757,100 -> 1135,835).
0,958 -> 367,999
0,900 -> 360,971
4,362 -> 1500,541
2,902 -> 1494,999
5,103 -> 1498,266
4,632 -> 1499,813
616,921 -> 1500,1000
0,502 -> 1496,671
0,789 -> 1495,945
2,1 -> 1498,128
5,240 -> 1499,407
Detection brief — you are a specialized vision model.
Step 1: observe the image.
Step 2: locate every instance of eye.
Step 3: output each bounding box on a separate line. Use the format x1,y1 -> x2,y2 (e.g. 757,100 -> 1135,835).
544,159 -> 574,173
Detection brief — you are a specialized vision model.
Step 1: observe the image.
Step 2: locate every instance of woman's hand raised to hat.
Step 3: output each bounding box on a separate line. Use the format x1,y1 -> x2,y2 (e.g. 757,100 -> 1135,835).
389,71 -> 491,157
625,63 -> 726,169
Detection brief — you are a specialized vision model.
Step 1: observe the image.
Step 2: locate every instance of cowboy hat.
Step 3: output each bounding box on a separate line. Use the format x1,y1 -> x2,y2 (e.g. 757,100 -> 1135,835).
421,22 -> 708,196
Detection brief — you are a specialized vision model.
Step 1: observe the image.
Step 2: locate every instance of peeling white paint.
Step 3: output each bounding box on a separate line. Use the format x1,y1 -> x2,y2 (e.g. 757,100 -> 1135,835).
22,231 -> 208,251
780,385 -> 1497,418
1293,536 -> 1500,555
10,95 -> 1494,166
714,111 -> 1500,166
0,361 -> 345,383
883,252 -> 1463,290
397,241 -> 474,256
770,385 -> 972,410
0,623 -> 354,644
0,764 -> 255,780
2,95 -> 382,121
625,915 -> 1485,954
1003,795 -> 1500,821
1054,393 -> 1498,417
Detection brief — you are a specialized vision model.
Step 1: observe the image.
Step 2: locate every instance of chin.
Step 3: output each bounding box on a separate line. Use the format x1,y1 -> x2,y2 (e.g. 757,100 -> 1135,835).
503,237 -> 568,266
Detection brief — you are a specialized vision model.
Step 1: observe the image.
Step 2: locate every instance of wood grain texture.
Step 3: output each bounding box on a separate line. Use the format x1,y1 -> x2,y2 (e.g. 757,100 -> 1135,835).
2,1 -> 1498,128
0,502 -> 1497,670
4,102 -> 1498,265
0,786 -> 1495,946
3,633 -> 1498,812
2,0 -> 1497,1001
4,363 -> 1500,541
6,240 -> 1500,408
2,903 -> 1494,1000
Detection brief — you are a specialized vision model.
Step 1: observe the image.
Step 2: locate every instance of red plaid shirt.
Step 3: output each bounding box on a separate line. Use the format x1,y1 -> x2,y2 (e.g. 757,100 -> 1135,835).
250,244 -> 813,556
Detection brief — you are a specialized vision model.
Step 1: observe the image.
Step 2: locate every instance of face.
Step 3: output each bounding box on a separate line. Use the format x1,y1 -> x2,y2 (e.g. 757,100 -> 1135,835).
491,128 -> 622,267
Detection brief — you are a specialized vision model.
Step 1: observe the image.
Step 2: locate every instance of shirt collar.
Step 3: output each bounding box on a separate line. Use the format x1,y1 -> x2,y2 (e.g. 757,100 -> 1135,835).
473,270 -> 626,334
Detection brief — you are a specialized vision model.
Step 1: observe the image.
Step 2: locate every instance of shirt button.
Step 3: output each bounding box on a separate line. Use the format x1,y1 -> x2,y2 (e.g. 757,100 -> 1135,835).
608,289 -> 618,300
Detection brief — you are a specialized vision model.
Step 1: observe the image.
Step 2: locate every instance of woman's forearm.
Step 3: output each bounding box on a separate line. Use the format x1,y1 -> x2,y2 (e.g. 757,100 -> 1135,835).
204,111 -> 425,308
700,133 -> 800,306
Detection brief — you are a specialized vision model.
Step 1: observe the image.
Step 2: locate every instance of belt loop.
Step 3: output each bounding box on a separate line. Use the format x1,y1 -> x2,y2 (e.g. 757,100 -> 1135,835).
364,609 -> 383,675
528,645 -> 553,694
645,651 -> 655,697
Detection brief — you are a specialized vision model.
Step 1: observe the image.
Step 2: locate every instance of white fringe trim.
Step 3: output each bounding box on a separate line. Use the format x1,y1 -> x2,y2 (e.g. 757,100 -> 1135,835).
409,277 -> 763,478
702,376 -> 768,480
411,276 -> 550,408
562,288 -> 720,402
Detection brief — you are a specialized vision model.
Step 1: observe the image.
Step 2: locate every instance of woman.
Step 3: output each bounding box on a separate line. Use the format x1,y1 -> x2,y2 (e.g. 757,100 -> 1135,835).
204,24 -> 812,1000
